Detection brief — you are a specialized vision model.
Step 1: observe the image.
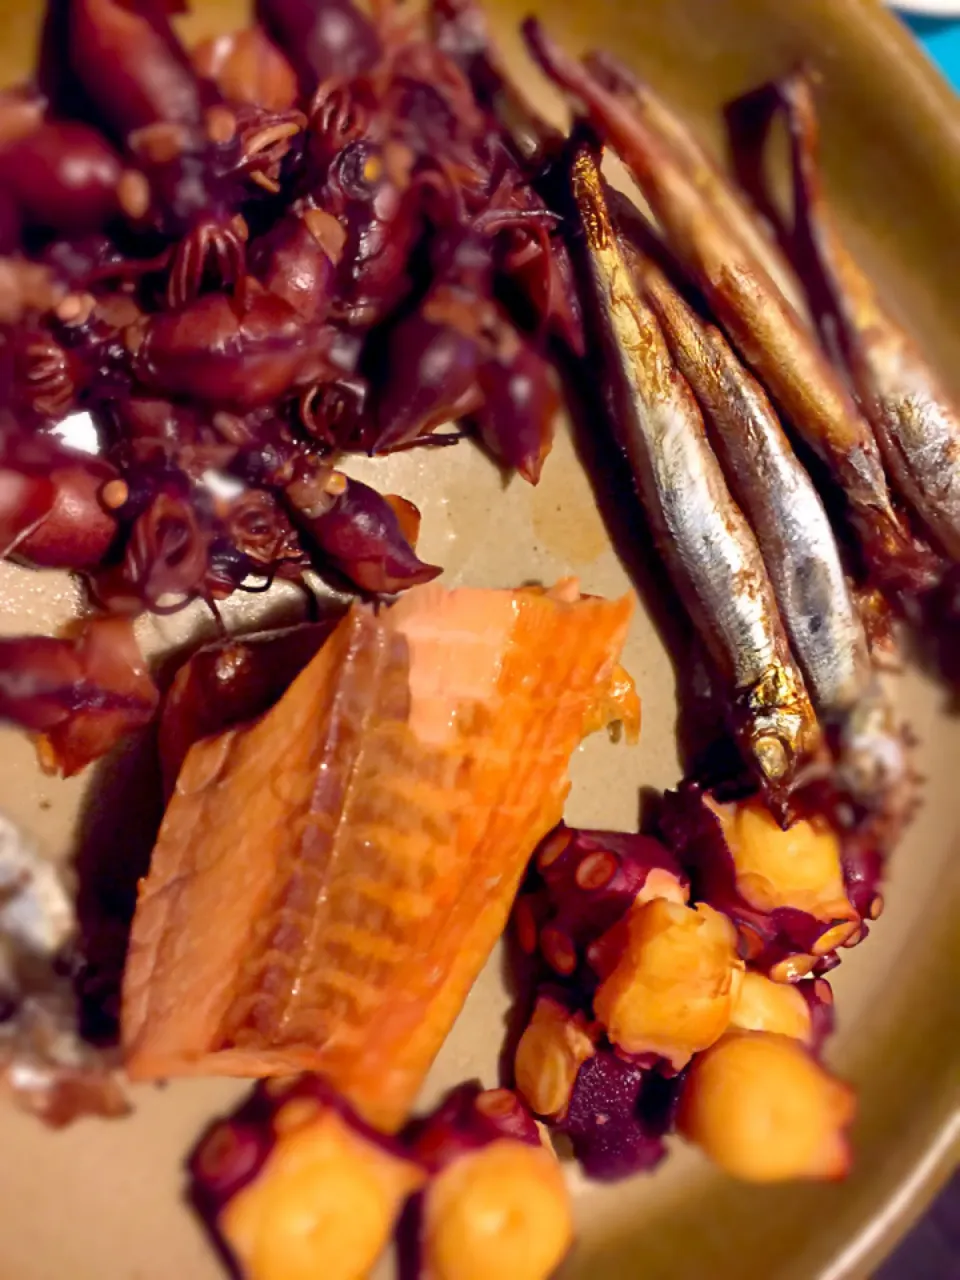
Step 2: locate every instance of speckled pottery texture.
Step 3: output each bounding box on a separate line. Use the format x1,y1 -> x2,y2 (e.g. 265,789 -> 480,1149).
0,1 -> 957,1277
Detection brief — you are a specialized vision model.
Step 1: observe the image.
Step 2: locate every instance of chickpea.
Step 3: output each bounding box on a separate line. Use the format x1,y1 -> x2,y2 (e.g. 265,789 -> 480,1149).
422,1139 -> 573,1280
593,899 -> 744,1069
705,796 -> 856,924
514,994 -> 596,1120
730,971 -> 812,1043
677,1031 -> 855,1182
220,1108 -> 423,1280
635,865 -> 690,908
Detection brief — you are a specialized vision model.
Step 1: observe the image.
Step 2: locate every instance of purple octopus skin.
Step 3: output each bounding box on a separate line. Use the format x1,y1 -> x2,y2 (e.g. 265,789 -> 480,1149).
189,1073 -> 413,1223
320,137 -> 428,329
797,977 -> 837,1056
374,308 -> 483,452
372,228 -> 559,459
515,824 -> 689,980
559,1050 -> 673,1182
398,1084 -> 554,1280
0,636 -> 112,736
251,210 -> 341,325
0,617 -> 158,776
840,836 -> 885,925
660,783 -> 868,979
404,1081 -> 543,1171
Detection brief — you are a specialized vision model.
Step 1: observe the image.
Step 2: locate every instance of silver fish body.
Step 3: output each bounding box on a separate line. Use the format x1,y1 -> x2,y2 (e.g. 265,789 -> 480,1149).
570,144 -> 820,796
638,257 -> 873,721
634,251 -> 911,836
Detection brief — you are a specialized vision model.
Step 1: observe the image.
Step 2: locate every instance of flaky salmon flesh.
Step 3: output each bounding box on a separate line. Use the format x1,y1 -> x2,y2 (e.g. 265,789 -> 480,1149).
121,580 -> 634,1130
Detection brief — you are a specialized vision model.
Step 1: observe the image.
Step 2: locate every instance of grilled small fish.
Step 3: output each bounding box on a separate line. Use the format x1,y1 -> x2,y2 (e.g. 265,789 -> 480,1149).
523,20 -> 933,591
584,48 -> 810,319
778,69 -> 960,566
569,142 -> 820,804
634,249 -> 872,722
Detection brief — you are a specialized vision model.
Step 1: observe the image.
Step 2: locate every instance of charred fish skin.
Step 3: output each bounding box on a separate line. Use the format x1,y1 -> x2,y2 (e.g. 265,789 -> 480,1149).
635,252 -> 873,722
583,48 -> 811,322
522,20 -> 925,587
779,70 -> 960,567
568,142 -> 820,800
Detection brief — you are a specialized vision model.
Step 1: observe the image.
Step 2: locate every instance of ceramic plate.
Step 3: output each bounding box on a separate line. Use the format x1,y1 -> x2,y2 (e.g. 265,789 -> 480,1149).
0,1 -> 958,1278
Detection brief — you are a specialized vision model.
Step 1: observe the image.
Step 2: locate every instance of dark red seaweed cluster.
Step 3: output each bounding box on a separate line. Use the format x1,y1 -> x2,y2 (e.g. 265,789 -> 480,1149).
0,0 -> 578,771
0,615 -> 158,776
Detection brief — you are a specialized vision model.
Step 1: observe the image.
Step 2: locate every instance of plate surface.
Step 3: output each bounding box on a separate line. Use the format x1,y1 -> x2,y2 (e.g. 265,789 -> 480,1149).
1,2 -> 959,1278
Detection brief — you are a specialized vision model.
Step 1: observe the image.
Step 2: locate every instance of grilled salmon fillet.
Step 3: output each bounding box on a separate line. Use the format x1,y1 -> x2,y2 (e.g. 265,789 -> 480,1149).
121,581 -> 634,1129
